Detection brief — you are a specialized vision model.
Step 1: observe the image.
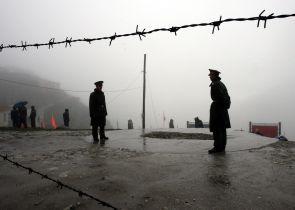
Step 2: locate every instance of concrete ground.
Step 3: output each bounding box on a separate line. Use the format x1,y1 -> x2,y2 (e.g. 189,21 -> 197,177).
0,128 -> 294,210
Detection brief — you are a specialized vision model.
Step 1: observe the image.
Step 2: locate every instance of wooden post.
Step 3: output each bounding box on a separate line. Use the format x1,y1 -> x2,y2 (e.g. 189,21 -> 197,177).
142,54 -> 146,129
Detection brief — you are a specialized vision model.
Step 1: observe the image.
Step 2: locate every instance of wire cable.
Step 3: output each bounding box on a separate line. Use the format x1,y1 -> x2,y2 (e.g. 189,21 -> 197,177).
146,75 -> 160,128
0,77 -> 140,93
108,72 -> 142,104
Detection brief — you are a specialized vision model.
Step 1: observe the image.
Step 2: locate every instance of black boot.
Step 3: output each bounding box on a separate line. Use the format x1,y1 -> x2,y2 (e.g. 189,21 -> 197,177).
208,147 -> 225,154
100,138 -> 105,146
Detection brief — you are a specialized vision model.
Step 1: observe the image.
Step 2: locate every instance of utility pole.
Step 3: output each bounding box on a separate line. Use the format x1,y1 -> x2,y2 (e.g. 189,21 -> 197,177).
142,54 -> 146,129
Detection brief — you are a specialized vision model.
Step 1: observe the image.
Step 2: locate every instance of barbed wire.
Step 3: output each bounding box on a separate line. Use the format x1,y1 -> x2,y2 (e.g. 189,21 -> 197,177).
0,153 -> 118,210
0,77 -> 140,93
0,10 -> 294,52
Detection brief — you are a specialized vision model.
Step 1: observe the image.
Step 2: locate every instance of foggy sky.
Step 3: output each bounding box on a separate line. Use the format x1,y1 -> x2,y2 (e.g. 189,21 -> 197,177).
0,0 -> 295,138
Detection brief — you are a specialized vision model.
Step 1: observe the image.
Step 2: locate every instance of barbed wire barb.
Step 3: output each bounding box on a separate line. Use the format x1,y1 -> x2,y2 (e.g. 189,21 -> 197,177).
3,154 -> 8,160
41,174 -> 48,179
257,10 -> 274,28
13,162 -> 20,167
34,43 -> 40,49
65,37 -> 72,47
84,38 -> 93,44
169,26 -> 180,36
0,44 -> 3,52
21,41 -> 27,51
28,168 -> 33,174
212,16 -> 222,34
9,45 -> 17,49
56,180 -> 63,189
48,38 -> 55,49
109,33 -> 117,46
136,25 -> 146,40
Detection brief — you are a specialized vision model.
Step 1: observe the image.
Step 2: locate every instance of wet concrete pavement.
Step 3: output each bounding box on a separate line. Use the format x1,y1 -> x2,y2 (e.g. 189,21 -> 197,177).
0,129 -> 294,209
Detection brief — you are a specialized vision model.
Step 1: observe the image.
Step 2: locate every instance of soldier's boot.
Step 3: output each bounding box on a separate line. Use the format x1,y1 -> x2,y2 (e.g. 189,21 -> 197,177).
93,137 -> 99,144
100,129 -> 108,140
208,147 -> 225,154
100,137 -> 105,146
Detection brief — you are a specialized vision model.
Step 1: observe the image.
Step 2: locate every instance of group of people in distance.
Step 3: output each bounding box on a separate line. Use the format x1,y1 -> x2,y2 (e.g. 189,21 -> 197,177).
90,68 -> 231,154
11,105 -> 36,128
11,105 -> 70,129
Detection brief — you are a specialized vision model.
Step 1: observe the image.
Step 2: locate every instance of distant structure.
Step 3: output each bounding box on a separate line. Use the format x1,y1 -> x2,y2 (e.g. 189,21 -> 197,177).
194,117 -> 204,128
187,117 -> 208,128
0,105 -> 10,127
249,121 -> 281,138
169,119 -> 174,128
128,119 -> 134,129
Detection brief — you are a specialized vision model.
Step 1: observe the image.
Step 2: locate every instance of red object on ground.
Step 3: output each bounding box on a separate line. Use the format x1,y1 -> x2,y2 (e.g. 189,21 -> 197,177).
252,125 -> 277,138
249,122 -> 281,138
51,115 -> 58,129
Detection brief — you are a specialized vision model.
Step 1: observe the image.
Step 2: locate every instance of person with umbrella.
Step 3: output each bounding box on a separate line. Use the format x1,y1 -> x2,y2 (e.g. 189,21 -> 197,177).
10,106 -> 19,128
19,103 -> 28,128
13,101 -> 28,128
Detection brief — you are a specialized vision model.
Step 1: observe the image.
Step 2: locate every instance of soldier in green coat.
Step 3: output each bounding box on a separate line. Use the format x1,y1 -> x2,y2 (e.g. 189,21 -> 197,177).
208,69 -> 231,154
89,81 -> 108,145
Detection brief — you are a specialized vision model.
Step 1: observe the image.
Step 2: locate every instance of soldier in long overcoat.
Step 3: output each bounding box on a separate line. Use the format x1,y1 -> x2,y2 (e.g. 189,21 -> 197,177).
29,106 -> 37,128
89,81 -> 108,144
10,107 -> 18,128
208,69 -> 231,154
19,105 -> 28,128
63,109 -> 70,127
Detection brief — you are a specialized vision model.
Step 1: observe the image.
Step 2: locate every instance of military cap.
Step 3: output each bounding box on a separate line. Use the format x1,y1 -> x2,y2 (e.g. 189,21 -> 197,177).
94,81 -> 103,86
208,69 -> 221,75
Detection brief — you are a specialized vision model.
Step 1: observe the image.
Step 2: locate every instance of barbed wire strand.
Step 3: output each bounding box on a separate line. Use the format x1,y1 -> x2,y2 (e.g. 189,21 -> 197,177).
0,78 -> 140,93
0,153 -> 118,210
0,11 -> 294,52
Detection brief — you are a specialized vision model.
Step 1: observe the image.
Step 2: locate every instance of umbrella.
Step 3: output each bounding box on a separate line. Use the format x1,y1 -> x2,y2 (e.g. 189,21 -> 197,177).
13,101 -> 28,109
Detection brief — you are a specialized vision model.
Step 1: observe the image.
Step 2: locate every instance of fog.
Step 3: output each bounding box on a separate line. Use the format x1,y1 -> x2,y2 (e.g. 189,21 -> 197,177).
0,0 -> 295,138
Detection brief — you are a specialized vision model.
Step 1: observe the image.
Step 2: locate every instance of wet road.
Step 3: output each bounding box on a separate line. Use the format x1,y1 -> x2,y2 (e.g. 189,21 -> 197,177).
0,129 -> 294,209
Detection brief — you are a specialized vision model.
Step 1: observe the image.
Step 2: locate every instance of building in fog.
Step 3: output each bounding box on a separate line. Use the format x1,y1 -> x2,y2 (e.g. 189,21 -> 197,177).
187,117 -> 208,128
0,105 -> 10,127
128,119 -> 133,129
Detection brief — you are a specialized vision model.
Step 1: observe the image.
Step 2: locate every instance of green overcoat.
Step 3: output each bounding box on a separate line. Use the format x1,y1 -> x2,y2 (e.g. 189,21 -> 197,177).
209,79 -> 231,132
